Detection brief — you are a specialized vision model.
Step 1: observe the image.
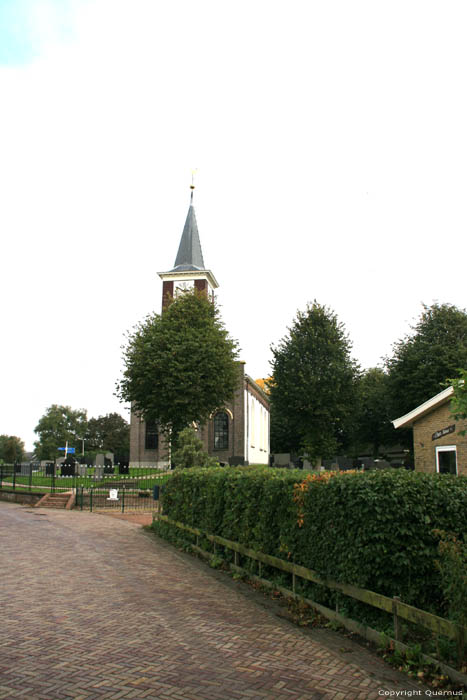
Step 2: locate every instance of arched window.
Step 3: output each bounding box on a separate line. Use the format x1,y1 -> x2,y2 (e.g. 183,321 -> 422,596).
145,422 -> 159,450
214,412 -> 229,450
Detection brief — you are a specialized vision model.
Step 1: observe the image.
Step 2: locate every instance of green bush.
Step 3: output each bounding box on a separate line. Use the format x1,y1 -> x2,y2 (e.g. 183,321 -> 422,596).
159,467 -> 467,616
434,529 -> 467,630
172,427 -> 219,469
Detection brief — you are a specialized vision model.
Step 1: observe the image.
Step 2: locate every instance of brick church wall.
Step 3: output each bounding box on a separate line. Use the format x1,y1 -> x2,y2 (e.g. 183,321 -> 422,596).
129,408 -> 169,467
162,280 -> 174,309
197,362 -> 246,464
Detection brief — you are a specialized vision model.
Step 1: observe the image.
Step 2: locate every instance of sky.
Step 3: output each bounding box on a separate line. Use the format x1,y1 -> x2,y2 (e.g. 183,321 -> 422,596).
1,0 -> 466,451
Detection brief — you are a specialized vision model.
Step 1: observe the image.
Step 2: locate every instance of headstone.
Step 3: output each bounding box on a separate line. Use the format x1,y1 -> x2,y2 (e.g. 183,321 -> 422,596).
272,453 -> 291,467
95,453 -> 105,467
78,465 -> 87,477
94,465 -> 104,479
228,456 -> 245,466
107,489 -> 119,501
61,464 -> 75,476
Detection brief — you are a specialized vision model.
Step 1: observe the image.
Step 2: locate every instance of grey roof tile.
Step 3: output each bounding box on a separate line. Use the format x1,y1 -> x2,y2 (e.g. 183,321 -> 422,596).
172,197 -> 205,272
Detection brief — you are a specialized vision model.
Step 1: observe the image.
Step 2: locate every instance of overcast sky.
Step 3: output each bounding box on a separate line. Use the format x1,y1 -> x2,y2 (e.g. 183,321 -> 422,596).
1,0 -> 466,451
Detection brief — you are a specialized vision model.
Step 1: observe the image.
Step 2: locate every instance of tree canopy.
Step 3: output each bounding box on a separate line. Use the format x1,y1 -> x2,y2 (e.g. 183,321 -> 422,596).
351,368 -> 394,458
34,405 -> 87,460
269,301 -> 359,464
386,303 -> 467,420
116,291 -> 240,441
449,369 -> 467,432
0,435 -> 25,464
85,413 -> 130,462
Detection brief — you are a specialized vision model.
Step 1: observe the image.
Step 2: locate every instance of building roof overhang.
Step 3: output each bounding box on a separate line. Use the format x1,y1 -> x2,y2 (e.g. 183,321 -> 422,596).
392,386 -> 454,429
158,268 -> 219,289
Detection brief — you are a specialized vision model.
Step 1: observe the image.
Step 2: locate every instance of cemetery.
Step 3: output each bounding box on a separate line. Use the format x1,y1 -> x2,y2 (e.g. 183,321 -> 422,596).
0,461 -> 170,512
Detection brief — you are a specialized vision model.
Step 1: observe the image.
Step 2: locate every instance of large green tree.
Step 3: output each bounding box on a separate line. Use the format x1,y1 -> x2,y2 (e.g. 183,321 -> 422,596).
386,303 -> 467,420
269,301 -> 359,464
85,413 -> 130,462
116,291 -> 240,443
351,368 -> 394,458
34,405 -> 87,460
0,435 -> 25,464
449,369 -> 467,431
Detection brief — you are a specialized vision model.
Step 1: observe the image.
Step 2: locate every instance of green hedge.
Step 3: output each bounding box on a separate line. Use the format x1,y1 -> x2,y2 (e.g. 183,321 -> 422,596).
158,467 -> 467,616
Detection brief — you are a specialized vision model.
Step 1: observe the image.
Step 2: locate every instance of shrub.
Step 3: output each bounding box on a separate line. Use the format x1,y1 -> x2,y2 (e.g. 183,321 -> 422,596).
433,529 -> 467,629
171,427 -> 219,469
159,467 -> 467,616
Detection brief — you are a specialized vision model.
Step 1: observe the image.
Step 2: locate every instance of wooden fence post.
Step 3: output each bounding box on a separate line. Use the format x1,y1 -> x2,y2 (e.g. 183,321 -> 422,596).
393,596 -> 401,642
456,625 -> 465,668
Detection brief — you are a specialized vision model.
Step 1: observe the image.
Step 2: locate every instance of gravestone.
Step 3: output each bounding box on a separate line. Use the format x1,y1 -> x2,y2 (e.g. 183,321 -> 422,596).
229,456 -> 245,466
94,465 -> 104,479
103,457 -> 114,474
272,453 -> 292,468
61,464 -> 75,476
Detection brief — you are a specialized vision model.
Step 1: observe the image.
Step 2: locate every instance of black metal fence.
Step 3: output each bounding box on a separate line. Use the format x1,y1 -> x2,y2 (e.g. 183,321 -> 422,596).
76,484 -> 161,512
0,464 -> 170,503
0,465 -> 73,494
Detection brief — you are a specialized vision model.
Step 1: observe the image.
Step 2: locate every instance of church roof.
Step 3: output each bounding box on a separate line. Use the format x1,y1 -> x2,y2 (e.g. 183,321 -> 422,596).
171,194 -> 205,272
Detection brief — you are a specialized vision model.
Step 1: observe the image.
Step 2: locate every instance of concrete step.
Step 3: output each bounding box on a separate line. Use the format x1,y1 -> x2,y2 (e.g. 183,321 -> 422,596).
35,493 -> 73,509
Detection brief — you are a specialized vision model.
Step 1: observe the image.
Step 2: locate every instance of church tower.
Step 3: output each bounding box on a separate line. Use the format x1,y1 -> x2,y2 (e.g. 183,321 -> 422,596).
158,186 -> 219,309
129,184 -> 270,468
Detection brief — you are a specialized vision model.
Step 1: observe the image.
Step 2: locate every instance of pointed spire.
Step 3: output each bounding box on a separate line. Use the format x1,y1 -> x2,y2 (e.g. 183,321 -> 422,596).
171,182 -> 205,271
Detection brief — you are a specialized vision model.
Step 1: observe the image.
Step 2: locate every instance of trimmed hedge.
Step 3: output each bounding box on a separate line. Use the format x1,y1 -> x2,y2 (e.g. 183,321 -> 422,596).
159,467 -> 467,616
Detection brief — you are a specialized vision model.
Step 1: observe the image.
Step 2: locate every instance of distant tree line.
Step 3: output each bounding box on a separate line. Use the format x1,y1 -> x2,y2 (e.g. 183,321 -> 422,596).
33,407 -> 130,463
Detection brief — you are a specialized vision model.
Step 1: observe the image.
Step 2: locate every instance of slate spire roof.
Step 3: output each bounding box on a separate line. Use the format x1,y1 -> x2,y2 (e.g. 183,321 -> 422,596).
171,189 -> 205,272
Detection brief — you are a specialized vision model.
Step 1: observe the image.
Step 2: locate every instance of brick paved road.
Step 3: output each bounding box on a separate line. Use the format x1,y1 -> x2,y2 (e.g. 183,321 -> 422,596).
0,502 -> 425,700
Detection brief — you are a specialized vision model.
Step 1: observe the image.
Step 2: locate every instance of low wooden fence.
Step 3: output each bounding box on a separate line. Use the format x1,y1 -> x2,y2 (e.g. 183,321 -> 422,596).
156,514 -> 467,686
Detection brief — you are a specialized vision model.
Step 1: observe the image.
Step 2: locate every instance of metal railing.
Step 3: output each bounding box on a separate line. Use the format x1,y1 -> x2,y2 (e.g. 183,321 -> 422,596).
0,464 -> 170,496
77,484 -> 162,512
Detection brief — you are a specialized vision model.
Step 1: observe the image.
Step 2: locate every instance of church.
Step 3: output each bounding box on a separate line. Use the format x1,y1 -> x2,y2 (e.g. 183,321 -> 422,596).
129,188 -> 270,467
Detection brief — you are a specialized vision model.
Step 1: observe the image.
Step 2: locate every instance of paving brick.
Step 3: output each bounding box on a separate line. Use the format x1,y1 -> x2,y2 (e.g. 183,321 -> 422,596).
0,502 -> 428,700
